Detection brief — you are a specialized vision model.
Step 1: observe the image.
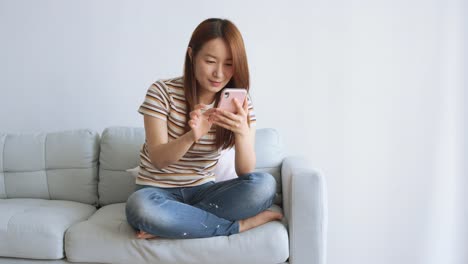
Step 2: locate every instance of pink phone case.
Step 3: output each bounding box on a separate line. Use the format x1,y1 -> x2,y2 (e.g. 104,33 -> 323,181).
217,88 -> 247,113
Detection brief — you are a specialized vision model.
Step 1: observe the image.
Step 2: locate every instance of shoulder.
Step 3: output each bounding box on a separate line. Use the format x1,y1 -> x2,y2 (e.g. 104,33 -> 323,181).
246,92 -> 255,107
147,76 -> 184,97
153,76 -> 184,96
164,76 -> 184,87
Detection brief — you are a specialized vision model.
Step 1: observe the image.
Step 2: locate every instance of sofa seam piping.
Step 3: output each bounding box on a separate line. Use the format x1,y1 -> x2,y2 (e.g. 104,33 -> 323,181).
317,172 -> 325,264
45,133 -> 51,199
2,134 -> 7,197
289,168 -> 296,263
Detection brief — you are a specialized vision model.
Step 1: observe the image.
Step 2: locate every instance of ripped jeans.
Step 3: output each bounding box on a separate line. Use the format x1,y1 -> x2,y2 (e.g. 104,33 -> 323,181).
125,172 -> 276,239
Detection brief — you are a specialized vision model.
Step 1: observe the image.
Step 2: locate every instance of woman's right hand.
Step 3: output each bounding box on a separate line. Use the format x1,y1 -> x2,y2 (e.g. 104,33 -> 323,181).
188,104 -> 214,142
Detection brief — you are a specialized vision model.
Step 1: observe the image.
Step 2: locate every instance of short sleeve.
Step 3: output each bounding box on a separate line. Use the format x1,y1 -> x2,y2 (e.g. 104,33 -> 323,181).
137,81 -> 171,121
247,94 -> 256,126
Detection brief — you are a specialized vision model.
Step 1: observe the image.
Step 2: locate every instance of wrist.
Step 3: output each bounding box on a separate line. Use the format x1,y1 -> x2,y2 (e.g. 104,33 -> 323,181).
234,130 -> 249,141
186,130 -> 198,143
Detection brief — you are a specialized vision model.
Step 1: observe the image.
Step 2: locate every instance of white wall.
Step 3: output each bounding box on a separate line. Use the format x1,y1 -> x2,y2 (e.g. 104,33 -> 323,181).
0,1 -> 466,264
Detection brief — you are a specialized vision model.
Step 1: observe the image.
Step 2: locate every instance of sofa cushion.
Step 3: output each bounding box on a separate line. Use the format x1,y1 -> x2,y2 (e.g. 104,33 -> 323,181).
213,147 -> 237,182
254,128 -> 285,205
0,199 -> 96,259
0,258 -> 98,264
98,127 -> 145,206
0,130 -> 100,205
98,127 -> 285,206
65,203 -> 289,264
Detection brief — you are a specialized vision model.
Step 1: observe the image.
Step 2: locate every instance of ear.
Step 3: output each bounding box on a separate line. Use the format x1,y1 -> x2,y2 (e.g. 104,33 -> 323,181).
187,47 -> 193,62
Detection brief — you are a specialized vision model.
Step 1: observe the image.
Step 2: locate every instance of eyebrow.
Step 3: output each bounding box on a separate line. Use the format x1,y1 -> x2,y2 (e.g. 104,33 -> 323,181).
205,54 -> 233,61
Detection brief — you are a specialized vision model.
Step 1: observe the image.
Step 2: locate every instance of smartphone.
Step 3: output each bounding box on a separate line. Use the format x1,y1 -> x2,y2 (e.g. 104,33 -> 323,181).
217,88 -> 247,113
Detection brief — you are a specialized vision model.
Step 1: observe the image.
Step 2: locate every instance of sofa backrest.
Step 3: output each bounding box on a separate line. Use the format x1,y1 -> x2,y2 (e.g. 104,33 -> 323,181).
254,128 -> 285,205
0,129 -> 99,205
98,127 -> 145,206
98,127 -> 285,206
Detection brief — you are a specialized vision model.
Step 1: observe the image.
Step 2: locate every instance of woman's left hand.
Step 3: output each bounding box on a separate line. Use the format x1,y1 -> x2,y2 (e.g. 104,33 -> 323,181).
208,97 -> 250,137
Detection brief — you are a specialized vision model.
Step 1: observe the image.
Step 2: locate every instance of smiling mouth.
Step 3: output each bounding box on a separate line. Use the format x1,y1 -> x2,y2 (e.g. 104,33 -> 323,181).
209,80 -> 222,86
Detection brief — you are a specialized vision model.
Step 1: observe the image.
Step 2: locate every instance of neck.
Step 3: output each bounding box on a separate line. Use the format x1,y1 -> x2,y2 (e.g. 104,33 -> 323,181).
198,90 -> 216,105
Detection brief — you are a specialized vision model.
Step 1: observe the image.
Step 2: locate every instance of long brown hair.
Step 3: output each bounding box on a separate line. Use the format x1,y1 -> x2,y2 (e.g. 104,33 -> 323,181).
183,18 -> 250,150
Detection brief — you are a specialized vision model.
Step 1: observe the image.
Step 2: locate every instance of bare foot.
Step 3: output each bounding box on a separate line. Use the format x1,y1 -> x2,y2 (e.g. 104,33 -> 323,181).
239,210 -> 283,233
135,230 -> 158,240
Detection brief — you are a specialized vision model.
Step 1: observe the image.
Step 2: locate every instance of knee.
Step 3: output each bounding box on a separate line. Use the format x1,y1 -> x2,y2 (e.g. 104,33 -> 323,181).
242,172 -> 277,201
125,189 -> 167,226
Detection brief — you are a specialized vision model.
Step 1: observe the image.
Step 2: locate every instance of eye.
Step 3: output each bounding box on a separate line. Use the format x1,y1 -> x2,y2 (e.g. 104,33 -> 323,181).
206,60 -> 215,64
225,63 -> 233,67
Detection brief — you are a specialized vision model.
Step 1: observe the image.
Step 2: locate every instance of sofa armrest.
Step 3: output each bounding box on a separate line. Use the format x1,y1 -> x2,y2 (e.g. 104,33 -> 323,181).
281,156 -> 328,264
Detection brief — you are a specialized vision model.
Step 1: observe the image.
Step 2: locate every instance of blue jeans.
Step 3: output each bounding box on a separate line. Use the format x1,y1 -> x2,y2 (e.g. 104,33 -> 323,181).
125,172 -> 276,239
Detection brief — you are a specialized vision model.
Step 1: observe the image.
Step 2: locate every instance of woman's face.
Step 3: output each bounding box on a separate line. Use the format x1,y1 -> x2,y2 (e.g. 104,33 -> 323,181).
192,38 -> 234,96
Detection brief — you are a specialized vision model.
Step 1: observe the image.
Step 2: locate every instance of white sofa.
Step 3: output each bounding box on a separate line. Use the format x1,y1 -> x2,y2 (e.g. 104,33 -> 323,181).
0,127 -> 328,264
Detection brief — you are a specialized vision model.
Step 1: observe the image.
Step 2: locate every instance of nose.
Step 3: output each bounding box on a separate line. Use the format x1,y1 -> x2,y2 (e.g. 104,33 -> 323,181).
213,64 -> 224,79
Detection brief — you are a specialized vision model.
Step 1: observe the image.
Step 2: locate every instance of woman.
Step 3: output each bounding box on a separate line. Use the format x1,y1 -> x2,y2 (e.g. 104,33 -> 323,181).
125,18 -> 282,239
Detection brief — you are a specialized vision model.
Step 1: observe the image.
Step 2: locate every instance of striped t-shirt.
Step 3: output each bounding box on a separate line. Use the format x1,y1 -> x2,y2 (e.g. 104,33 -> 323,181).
136,76 -> 256,188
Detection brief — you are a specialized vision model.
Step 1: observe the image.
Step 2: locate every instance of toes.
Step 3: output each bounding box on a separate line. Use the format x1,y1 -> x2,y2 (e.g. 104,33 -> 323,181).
135,230 -> 158,239
136,230 -> 150,238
